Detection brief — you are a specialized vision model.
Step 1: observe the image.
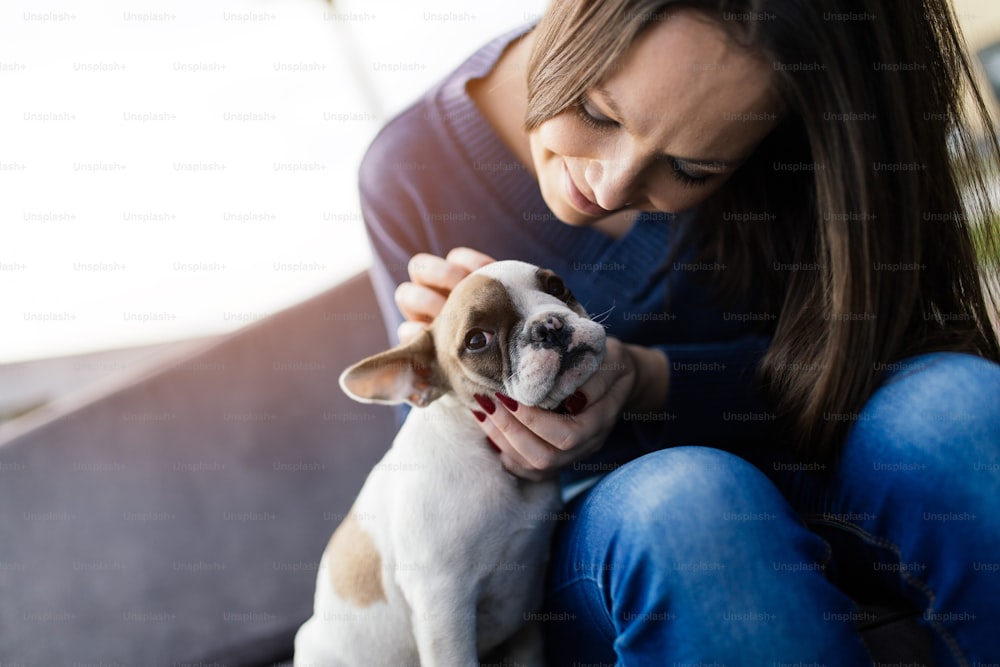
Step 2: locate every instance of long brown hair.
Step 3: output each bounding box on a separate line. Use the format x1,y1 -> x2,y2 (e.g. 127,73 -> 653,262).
525,0 -> 1000,460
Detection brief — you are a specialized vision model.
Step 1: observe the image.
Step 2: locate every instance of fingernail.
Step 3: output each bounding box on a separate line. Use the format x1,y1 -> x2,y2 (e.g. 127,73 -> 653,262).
473,394 -> 496,415
563,390 -> 587,415
486,437 -> 501,453
471,410 -> 487,423
494,392 -> 518,412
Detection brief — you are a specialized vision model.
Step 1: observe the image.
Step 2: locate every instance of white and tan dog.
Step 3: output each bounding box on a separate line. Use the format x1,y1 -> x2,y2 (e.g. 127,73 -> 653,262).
293,260 -> 607,667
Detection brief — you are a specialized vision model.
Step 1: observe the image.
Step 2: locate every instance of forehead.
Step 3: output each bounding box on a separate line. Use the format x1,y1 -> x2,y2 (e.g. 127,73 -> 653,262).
602,10 -> 781,160
473,261 -> 542,294
442,273 -> 514,320
440,262 -> 548,322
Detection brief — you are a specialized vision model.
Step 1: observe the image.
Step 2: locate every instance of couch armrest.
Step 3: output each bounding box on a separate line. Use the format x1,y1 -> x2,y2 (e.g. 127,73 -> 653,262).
0,271 -> 395,665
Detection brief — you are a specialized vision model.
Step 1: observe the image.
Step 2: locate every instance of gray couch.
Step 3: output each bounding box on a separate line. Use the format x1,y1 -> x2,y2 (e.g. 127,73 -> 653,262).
0,271 -> 932,666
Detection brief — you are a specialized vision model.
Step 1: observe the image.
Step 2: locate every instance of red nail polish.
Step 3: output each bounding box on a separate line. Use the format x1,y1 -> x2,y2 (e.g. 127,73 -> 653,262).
494,392 -> 518,412
471,410 -> 487,423
486,437 -> 501,453
473,394 -> 496,415
563,390 -> 587,415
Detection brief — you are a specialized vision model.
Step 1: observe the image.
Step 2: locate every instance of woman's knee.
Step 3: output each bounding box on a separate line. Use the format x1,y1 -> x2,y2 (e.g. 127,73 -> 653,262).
545,446 -> 849,662
841,352 -> 1000,546
574,446 -> 811,568
851,352 -> 1000,456
590,446 -> 773,514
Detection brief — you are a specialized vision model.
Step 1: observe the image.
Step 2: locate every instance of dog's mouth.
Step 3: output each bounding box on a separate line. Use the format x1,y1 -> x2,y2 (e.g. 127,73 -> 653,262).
503,340 -> 605,411
544,345 -> 604,410
558,344 -> 602,376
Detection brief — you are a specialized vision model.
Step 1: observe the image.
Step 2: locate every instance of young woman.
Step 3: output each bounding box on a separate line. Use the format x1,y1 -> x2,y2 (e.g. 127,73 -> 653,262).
358,0 -> 1000,663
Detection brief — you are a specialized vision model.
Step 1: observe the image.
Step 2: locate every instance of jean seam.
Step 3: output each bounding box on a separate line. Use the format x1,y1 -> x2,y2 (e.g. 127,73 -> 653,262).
550,574 -> 619,647
803,514 -> 968,667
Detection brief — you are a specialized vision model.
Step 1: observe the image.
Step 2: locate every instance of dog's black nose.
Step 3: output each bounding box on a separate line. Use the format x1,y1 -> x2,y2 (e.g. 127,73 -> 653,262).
530,314 -> 571,349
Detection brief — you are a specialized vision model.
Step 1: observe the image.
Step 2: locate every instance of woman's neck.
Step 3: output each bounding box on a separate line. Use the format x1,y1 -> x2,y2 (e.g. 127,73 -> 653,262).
466,31 -> 536,178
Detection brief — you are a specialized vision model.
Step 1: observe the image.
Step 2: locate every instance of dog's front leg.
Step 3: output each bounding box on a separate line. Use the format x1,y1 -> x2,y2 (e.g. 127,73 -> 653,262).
404,576 -> 479,667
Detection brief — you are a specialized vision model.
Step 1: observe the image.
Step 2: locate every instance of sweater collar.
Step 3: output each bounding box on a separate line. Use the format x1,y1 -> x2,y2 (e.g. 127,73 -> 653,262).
437,23 -> 539,209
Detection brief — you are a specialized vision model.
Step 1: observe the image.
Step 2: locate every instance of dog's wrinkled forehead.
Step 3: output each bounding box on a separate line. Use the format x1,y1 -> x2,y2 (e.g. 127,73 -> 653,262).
440,261 -> 581,326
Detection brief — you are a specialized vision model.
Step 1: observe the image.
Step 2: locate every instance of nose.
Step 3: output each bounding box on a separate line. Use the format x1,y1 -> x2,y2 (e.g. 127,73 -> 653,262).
585,154 -> 642,211
530,313 -> 571,349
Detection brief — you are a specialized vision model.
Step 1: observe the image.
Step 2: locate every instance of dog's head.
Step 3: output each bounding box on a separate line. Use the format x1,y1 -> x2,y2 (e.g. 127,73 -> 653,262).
340,260 -> 606,411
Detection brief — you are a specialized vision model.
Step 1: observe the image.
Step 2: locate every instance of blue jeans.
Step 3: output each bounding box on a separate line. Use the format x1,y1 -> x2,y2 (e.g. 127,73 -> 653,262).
542,352 -> 1000,666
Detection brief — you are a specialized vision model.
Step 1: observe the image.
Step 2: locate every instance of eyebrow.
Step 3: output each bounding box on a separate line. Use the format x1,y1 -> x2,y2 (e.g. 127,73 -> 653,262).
593,86 -> 742,172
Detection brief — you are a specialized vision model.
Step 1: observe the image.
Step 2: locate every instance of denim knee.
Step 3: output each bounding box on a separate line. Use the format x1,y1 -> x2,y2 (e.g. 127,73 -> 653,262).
844,352 -> 1000,518
852,352 -> 1000,454
545,447 -> 867,665
566,446 -> 831,597
820,352 -> 1000,664
585,445 -> 795,533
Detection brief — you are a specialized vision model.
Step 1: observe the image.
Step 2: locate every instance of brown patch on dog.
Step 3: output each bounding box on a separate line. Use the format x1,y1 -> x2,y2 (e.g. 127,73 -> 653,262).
326,511 -> 386,607
434,274 -> 521,402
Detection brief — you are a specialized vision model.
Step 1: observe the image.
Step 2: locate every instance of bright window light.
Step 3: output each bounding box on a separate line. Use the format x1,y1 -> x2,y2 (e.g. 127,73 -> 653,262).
0,0 -> 545,364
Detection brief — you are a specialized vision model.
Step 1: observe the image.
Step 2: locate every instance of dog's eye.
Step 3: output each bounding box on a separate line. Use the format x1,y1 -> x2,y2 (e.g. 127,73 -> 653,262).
464,328 -> 494,351
544,275 -> 569,300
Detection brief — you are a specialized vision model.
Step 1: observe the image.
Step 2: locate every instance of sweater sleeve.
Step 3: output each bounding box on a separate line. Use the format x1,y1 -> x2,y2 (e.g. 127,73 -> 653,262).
558,332 -> 777,490
641,333 -> 776,448
358,107 -> 433,347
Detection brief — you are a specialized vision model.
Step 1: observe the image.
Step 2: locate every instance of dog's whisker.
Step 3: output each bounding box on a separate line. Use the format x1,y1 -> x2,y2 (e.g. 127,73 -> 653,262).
589,302 -> 616,326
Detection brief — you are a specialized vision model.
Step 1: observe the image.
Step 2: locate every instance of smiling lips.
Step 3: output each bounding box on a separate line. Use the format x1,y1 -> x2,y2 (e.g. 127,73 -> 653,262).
562,161 -> 612,217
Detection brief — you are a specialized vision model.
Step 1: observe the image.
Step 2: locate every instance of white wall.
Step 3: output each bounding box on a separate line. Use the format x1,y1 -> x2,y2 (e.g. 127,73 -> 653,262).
2,0 -> 996,364
0,0 -> 545,364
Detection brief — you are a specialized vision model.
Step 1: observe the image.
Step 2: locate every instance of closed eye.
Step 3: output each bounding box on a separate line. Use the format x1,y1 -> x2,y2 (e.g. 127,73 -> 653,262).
666,157 -> 712,188
575,97 -> 618,132
576,93 -> 715,189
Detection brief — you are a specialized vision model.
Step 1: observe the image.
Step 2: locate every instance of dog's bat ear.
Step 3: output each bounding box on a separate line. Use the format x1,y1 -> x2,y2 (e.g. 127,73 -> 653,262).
339,329 -> 447,407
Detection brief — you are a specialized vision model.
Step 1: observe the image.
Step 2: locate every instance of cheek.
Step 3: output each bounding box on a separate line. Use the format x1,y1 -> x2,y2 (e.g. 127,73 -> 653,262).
529,114 -> 736,216
531,114 -> 596,163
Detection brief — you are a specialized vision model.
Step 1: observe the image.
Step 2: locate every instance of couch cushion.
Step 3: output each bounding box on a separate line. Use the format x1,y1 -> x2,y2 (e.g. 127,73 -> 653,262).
0,272 -> 395,665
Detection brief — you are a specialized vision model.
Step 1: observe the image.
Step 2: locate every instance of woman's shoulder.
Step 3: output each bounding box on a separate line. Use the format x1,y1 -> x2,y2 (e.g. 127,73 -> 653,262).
358,96 -> 452,196
359,23 -> 535,199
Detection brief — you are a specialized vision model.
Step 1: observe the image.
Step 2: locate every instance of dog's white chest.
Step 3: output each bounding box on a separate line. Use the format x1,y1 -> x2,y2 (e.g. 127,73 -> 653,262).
294,401 -> 560,666
294,260 -> 606,666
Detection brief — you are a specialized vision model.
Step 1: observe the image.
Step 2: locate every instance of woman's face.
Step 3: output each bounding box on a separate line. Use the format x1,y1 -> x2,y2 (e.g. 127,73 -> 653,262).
529,10 -> 784,224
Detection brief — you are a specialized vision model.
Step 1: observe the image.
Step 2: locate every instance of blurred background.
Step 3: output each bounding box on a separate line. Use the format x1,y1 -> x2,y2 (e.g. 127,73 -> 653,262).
1,0 -> 998,422
0,0 -> 546,421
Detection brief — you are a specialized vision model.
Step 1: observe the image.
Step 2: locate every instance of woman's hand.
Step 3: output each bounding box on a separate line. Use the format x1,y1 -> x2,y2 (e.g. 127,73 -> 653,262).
394,247 -> 495,342
473,338 -> 670,481
395,247 -> 670,480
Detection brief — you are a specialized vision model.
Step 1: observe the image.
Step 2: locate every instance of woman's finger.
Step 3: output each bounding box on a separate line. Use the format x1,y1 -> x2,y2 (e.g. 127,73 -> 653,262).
407,253 -> 472,294
477,394 -> 572,473
445,247 -> 496,273
471,396 -> 561,477
397,321 -> 429,344
399,248 -> 496,324
485,422 -> 556,482
394,281 -> 447,323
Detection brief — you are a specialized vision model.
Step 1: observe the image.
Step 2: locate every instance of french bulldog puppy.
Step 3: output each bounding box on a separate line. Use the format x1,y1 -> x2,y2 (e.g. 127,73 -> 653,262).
294,260 -> 607,666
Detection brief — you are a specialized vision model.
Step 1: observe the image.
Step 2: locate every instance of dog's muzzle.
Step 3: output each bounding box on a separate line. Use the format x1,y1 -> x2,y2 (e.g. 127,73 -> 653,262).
529,312 -> 573,350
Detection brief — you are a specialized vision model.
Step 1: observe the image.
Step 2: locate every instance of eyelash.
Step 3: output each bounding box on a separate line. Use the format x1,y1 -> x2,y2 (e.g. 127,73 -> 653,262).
573,97 -> 712,189
574,98 -> 617,132
666,157 -> 711,188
